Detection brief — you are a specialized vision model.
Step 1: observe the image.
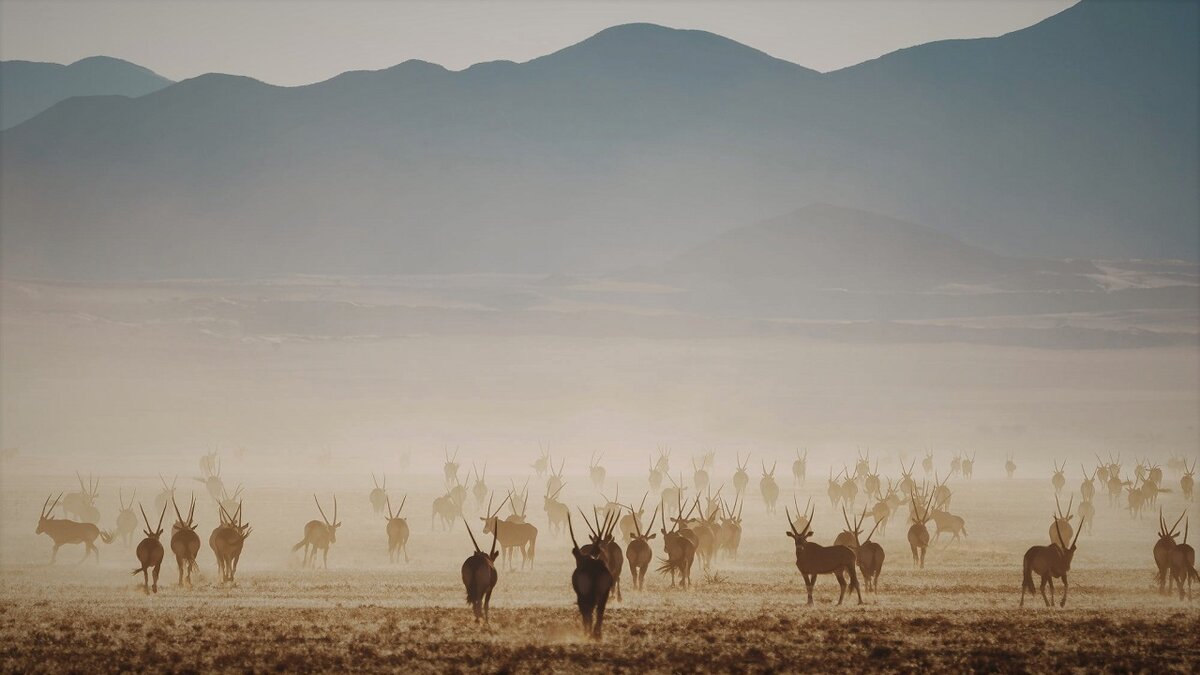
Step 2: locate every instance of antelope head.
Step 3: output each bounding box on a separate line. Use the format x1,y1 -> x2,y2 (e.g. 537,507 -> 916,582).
480,492 -> 512,535
36,493 -> 63,534
118,489 -> 135,519
1051,511 -> 1083,564
463,515 -> 499,563
140,501 -> 168,540
386,495 -> 408,524
544,482 -> 566,509
628,504 -> 659,543
762,460 -> 777,479
785,504 -> 816,553
314,494 -> 341,542
1158,508 -> 1186,547
171,494 -> 197,533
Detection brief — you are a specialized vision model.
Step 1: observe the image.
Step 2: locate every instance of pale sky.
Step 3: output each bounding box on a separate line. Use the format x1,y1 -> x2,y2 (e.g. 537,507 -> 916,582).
0,0 -> 1076,86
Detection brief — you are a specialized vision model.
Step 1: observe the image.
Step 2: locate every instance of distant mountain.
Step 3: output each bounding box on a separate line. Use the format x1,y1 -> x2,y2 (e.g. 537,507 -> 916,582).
0,0 -> 1195,280
0,56 -> 172,130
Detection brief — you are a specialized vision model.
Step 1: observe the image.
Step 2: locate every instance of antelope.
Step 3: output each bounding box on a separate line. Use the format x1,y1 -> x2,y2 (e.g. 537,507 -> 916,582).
718,496 -> 743,559
869,482 -> 894,536
950,453 -> 962,477
827,468 -> 844,508
385,495 -> 410,563
506,479 -> 531,523
169,495 -> 200,587
732,452 -> 750,495
63,472 -> 100,523
589,451 -> 607,490
432,489 -> 464,531
1106,463 -> 1125,507
855,449 -> 870,481
785,504 -> 862,605
922,450 -> 933,475
898,460 -> 917,497
840,467 -> 859,506
210,502 -> 250,584
1078,495 -> 1096,534
618,493 -> 648,542
654,447 -> 671,475
567,513 -> 613,639
1048,494 -> 1075,549
792,449 -> 807,485
1183,459 -> 1195,501
132,502 -> 168,594
930,506 -> 968,543
369,473 -> 387,515
863,461 -> 881,500
931,472 -> 952,510
760,461 -> 779,514
1020,514 -> 1083,607
692,456 -> 710,493
834,505 -> 866,551
1005,453 -> 1017,479
625,504 -> 659,590
36,493 -> 111,563
601,485 -> 623,523
1095,454 -> 1110,485
443,447 -> 460,487
1080,466 -> 1097,502
471,463 -> 488,508
1127,480 -> 1147,519
907,487 -> 936,569
532,443 -> 550,477
199,450 -> 218,478
292,495 -> 341,569
460,517 -> 499,624
661,473 -> 682,517
547,458 -> 566,498
658,501 -> 696,588
1050,461 -> 1066,495
219,484 -> 244,519
1168,517 -> 1197,600
1147,462 -> 1163,487
482,493 -> 537,570
543,482 -> 568,535
840,504 -> 885,594
961,451 -> 976,479
1155,508 -> 1187,595
578,507 -> 624,601
114,489 -> 138,547
200,458 -> 224,502
648,454 -> 664,493
155,474 -> 178,514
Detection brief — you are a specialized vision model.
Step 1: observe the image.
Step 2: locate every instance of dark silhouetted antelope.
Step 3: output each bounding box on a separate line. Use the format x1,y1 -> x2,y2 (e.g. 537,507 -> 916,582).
36,493 -> 111,563
786,504 -> 862,605
578,508 -> 624,601
827,467 -> 843,508
1020,514 -> 1082,607
385,495 -> 410,563
369,473 -> 387,515
132,501 -> 168,594
907,487 -> 936,569
170,495 -> 200,587
589,451 -> 607,490
482,493 -> 537,570
1181,459 -> 1195,502
1168,517 -> 1197,600
1155,508 -> 1187,595
625,504 -> 658,590
292,495 -> 341,568
114,489 -> 137,547
718,496 -> 743,559
658,501 -> 696,588
460,517 -> 499,623
567,512 -> 613,639
760,461 -> 779,514
210,502 -> 250,584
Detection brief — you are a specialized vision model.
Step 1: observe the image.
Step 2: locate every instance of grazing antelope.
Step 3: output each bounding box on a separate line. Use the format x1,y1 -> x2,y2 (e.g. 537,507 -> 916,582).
532,443 -> 550,477
1005,453 -> 1017,479
460,517 -> 499,624
589,451 -> 607,490
692,456 -> 710,493
155,474 -> 178,514
786,504 -> 862,605
619,493 -> 648,542
567,513 -> 614,640
169,495 -> 200,587
1049,495 -> 1075,549
1155,508 -> 1187,595
1020,515 -> 1083,607
209,502 -> 250,584
1106,465 -> 1125,507
907,488 -> 936,569
36,493 -> 111,563
1183,460 -> 1196,501
471,463 -> 488,508
63,472 -> 101,523
547,458 -> 566,498
578,508 -> 624,602
792,449 -> 807,485
385,495 -> 410,563
681,498 -> 719,571
369,474 -> 388,515
626,504 -> 659,590
114,489 -> 138,547
961,451 -> 976,479
132,502 -> 168,594
658,502 -> 696,588
443,447 -> 460,487
1168,518 -> 1197,600
760,461 -> 779,514
922,451 -> 933,475
292,495 -> 341,569
732,453 -> 750,495
482,493 -> 537,570
543,482 -> 569,536
1050,461 -> 1066,495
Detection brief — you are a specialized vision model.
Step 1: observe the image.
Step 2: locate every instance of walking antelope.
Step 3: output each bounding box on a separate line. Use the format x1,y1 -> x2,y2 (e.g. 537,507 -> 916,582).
169,495 -> 200,587
760,461 -> 779,514
1049,495 -> 1075,549
1080,466 -> 1097,502
826,468 -> 844,508
863,461 -> 881,500
578,508 -> 624,602
907,488 -> 936,569
292,495 -> 341,569
114,489 -> 138,547
567,513 -> 614,640
432,487 -> 465,531
63,472 -> 102,523
898,460 -> 917,497
658,501 -> 696,588
385,495 -> 410,563
601,485 -> 623,523
1094,453 -> 1111,485
36,493 -> 111,563
210,502 -> 250,584
950,453 -> 962,477
532,443 -> 550,477
460,517 -> 499,624
219,484 -> 244,519
1005,453 -> 1017,479
132,502 -> 168,594
961,452 -> 976,479
200,459 -> 224,502
625,504 -> 659,590
443,447 -> 460,487
792,449 -> 807,485
681,498 -> 719,571
369,473 -> 387,515
786,504 -> 862,605
1181,460 -> 1195,501
692,456 -> 710,493
841,467 -> 859,506
1155,508 -> 1187,595
482,493 -> 537,570
547,458 -> 566,498
732,453 -> 750,496
1078,496 -> 1096,535
930,506 -> 968,543
543,482 -> 569,536
931,472 -> 952,510
589,451 -> 607,490
1051,461 -> 1066,495
922,451 -> 933,475
1168,517 -> 1197,600
1106,464 -> 1125,507
648,454 -> 665,493
155,474 -> 178,514
654,447 -> 671,475
718,496 -> 744,559
841,505 -> 885,593
199,450 -> 218,479
661,473 -> 683,517
854,449 -> 870,481
1020,514 -> 1083,607
618,493 -> 648,542
471,463 -> 488,508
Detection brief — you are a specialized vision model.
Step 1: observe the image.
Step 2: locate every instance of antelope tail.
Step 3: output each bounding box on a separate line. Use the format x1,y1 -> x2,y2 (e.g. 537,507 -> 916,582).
656,556 -> 681,575
1021,560 -> 1035,594
98,531 -> 114,544
291,539 -> 307,553
131,565 -> 147,575
961,525 -> 968,539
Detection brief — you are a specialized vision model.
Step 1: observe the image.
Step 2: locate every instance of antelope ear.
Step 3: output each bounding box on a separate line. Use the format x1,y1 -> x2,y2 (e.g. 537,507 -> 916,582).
489,551 -> 500,561
647,533 -> 657,540
786,531 -> 796,538
806,530 -> 814,537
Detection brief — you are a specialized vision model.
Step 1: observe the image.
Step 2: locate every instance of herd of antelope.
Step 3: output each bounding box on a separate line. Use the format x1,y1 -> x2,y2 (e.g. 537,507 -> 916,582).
26,447 -> 1199,639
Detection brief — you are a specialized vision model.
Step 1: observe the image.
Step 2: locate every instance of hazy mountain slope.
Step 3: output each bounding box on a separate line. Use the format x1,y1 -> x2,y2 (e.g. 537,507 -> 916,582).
0,56 -> 172,130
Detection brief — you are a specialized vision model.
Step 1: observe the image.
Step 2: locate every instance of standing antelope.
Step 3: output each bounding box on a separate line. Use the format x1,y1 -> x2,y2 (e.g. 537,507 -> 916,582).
1050,461 -> 1066,495
532,443 -> 550,477
841,467 -> 859,506
618,493 -> 648,542
1080,466 -> 1097,502
648,454 -> 664,493
922,451 -> 933,475
589,451 -> 607,490
460,518 -> 499,624
543,482 -> 569,536
369,474 -> 387,515
578,508 -> 624,602
792,449 -> 807,485
760,461 -> 779,514
718,496 -> 744,559
36,493 -> 111,563
471,463 -> 488,508
625,504 -> 658,590
1078,496 -> 1096,535
950,453 -> 962,477
1020,514 -> 1083,607
826,468 -> 843,509
64,472 -> 101,523
432,489 -> 464,531
1155,508 -> 1187,595
898,460 -> 917,497
385,496 -> 410,563
210,502 -> 250,584
292,495 -> 341,569
567,513 -> 614,640
1181,459 -> 1195,501
841,505 -> 885,594
547,458 -> 566,498
863,461 -> 881,500
961,452 -> 976,479
692,456 -> 710,493
1005,453 -> 1017,479
132,502 -> 168,594
786,504 -> 862,606
907,488 -> 936,569
114,489 -> 138,547
155,474 -> 178,514
658,502 -> 696,588
482,493 -> 537,570
661,473 -> 683,517
732,453 -> 750,496
170,495 -> 200,587
1168,517 -> 1197,600
443,447 -> 460,487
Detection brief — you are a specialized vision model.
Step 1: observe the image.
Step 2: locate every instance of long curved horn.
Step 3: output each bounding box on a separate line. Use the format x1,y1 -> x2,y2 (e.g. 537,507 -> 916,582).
398,495 -> 406,515
577,507 -> 597,537
172,496 -> 184,524
567,512 -> 579,550
786,506 -> 797,535
139,503 -> 152,531
1169,509 -> 1187,537
1069,517 -> 1083,549
314,494 -> 330,525
1052,514 -> 1067,551
463,517 -> 481,553
386,496 -> 394,519
156,501 -> 168,533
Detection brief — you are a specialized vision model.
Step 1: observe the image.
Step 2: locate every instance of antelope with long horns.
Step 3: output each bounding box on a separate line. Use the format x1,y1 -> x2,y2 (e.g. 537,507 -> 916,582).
1050,494 -> 1075,550
578,507 -> 624,602
657,500 -> 696,588
661,473 -> 683,518
760,461 -> 779,514
482,493 -> 537,570
443,447 -> 460,487
63,472 -> 101,523
1020,514 -> 1083,607
1078,495 -> 1096,535
827,467 -> 843,509
170,495 -> 200,587
618,493 -> 648,542
692,456 -> 710,493
732,452 -> 750,496
132,501 -> 168,594
200,458 -> 224,502
460,517 -> 499,624
1168,517 -> 1197,600
1181,459 -> 1195,502
369,474 -> 388,515
385,495 -> 410,563
1080,466 -> 1097,502
1051,460 -> 1066,495
532,443 -> 550,477
114,489 -> 138,547
863,461 -> 881,500
786,504 -> 862,606
718,496 -> 743,559
199,450 -> 218,478
543,482 -> 568,536
219,484 -> 244,520
950,453 -> 962,477
210,502 -> 250,584
36,493 -> 111,563
547,458 -> 566,498
292,495 -> 341,569
155,474 -> 178,514
962,451 -> 976,479
648,454 -> 664,493
568,513 -> 613,640
852,509 -> 885,594
625,504 -> 658,590
841,466 -> 859,506
432,489 -> 463,531
792,449 -> 807,485
907,487 -> 936,569
589,451 -> 607,490
1155,508 -> 1187,595
471,463 -> 488,508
